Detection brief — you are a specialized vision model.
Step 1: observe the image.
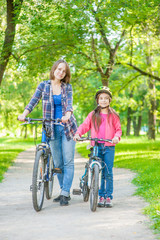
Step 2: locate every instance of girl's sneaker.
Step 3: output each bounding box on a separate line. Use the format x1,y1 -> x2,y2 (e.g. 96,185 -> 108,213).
105,197 -> 113,208
97,197 -> 105,207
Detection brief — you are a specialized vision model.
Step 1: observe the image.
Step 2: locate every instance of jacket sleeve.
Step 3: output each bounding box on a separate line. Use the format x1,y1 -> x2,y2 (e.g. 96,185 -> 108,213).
112,114 -> 122,140
25,82 -> 44,113
66,84 -> 73,113
76,112 -> 92,136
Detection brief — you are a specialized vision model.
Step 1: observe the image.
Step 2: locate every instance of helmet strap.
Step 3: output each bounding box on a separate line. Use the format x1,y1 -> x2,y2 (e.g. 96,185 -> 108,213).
100,106 -> 109,109
97,104 -> 109,109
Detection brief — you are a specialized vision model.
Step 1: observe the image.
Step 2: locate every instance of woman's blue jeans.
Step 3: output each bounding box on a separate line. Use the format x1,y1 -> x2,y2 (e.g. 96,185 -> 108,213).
49,125 -> 75,197
98,144 -> 115,200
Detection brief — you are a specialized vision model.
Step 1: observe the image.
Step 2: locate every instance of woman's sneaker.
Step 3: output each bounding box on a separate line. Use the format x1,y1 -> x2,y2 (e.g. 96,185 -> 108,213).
53,195 -> 71,202
60,195 -> 69,206
105,197 -> 113,208
97,197 -> 105,207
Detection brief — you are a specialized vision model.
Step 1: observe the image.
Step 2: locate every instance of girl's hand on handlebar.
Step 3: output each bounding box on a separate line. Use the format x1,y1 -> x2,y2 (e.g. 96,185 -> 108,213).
112,136 -> 119,144
73,134 -> 80,141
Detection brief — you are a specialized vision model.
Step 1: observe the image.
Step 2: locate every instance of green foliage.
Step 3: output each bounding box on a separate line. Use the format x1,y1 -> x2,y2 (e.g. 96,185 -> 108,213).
1,0 -> 160,138
76,136 -> 160,234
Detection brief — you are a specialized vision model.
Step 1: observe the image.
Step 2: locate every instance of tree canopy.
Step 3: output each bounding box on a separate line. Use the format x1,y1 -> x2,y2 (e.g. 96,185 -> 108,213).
0,0 -> 160,139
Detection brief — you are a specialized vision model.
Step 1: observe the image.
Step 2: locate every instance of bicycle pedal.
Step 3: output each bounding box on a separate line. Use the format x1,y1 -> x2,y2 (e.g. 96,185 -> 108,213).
72,189 -> 82,195
30,185 -> 33,191
54,168 -> 62,173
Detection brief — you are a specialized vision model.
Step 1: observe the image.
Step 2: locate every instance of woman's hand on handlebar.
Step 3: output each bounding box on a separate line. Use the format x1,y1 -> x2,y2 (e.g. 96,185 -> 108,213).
17,110 -> 29,122
73,134 -> 81,141
61,111 -> 71,123
17,114 -> 26,122
61,115 -> 70,123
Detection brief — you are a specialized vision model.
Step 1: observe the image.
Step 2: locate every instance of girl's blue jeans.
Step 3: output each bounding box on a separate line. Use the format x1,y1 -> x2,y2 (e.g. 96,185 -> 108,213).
98,144 -> 115,200
49,125 -> 75,197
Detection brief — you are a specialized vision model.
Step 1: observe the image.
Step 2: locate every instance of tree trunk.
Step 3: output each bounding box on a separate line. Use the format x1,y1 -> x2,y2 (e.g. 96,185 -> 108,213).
133,116 -> 136,136
133,115 -> 142,136
34,125 -> 37,139
126,107 -> 132,136
146,52 -> 156,140
148,80 -> 156,140
24,125 -> 27,139
0,0 -> 23,85
137,115 -> 142,136
126,90 -> 134,136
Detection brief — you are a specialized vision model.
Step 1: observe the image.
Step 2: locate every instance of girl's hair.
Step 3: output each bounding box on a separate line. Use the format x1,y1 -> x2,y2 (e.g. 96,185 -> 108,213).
50,59 -> 71,83
92,94 -> 120,132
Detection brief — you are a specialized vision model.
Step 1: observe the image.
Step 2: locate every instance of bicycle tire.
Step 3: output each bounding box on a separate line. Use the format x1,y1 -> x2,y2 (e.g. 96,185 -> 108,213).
45,154 -> 54,199
90,164 -> 99,212
83,174 -> 90,202
32,150 -> 45,212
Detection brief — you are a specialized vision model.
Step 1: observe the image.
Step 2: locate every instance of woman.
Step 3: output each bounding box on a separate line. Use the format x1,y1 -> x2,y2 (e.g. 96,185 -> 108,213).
18,59 -> 77,206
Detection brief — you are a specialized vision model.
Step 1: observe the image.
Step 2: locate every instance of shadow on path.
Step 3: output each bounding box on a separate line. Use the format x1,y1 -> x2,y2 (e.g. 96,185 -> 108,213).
0,148 -> 157,240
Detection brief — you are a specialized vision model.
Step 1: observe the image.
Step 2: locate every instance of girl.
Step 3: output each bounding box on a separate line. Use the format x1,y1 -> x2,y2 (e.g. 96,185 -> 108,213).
18,59 -> 77,206
74,86 -> 122,207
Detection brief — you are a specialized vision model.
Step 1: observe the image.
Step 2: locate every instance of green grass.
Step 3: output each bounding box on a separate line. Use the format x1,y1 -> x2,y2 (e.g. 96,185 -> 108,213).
0,137 -> 40,182
76,136 -> 160,235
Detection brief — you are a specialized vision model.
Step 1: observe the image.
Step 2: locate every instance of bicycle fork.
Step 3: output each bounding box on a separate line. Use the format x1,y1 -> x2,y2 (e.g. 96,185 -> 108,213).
88,161 -> 102,189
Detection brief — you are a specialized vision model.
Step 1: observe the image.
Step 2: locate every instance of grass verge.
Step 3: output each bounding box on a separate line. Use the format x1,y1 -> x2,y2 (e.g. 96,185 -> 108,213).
0,137 -> 39,182
76,136 -> 160,235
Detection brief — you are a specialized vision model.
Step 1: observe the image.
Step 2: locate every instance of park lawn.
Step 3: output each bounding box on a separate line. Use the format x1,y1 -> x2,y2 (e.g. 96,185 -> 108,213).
76,136 -> 160,235
0,137 -> 39,182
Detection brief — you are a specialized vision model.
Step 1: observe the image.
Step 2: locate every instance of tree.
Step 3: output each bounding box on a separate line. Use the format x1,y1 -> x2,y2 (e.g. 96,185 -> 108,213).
0,0 -> 23,85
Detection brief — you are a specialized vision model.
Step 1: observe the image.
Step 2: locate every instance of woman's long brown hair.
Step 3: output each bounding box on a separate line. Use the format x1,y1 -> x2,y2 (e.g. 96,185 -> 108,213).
50,59 -> 71,83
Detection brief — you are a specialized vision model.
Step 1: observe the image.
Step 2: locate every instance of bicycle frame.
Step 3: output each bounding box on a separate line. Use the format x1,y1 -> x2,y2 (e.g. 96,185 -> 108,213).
19,117 -> 63,211
79,137 -> 112,189
73,137 -> 112,212
21,117 -> 62,187
75,137 -> 112,194
39,129 -> 51,182
87,151 -> 102,189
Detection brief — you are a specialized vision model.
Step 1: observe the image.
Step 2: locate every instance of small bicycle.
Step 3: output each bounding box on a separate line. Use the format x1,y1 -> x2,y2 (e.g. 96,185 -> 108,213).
73,137 -> 112,212
20,117 -> 62,212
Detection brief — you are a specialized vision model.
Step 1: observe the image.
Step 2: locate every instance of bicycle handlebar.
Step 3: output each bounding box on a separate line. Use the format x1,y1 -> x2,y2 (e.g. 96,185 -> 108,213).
77,137 -> 112,143
24,117 -> 62,123
18,117 -> 62,125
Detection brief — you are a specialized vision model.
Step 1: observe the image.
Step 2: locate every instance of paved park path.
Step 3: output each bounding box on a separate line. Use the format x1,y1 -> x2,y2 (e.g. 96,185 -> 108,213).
0,148 -> 158,240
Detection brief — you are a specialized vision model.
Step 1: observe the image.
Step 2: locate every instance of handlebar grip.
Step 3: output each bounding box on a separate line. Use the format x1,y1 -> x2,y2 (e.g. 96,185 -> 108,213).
17,117 -> 29,121
56,118 -> 62,123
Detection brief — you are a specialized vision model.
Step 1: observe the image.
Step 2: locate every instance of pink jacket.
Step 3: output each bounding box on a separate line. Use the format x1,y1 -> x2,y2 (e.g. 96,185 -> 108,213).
76,111 -> 122,146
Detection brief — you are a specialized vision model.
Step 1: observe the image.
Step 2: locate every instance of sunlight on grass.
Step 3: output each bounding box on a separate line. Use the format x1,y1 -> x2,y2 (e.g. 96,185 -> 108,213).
76,136 -> 160,234
0,137 -> 38,182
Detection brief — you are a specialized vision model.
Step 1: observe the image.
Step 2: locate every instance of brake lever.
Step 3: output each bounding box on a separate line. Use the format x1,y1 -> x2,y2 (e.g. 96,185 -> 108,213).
20,122 -> 35,126
54,118 -> 64,126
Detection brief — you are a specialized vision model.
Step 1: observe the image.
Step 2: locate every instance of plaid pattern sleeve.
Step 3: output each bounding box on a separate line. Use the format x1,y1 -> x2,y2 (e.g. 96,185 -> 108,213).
61,83 -> 77,140
25,82 -> 44,113
66,84 -> 73,113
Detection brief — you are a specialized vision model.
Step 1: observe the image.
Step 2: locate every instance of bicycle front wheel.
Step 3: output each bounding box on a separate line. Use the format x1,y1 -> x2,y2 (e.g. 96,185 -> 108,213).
45,154 -> 54,199
32,150 -> 45,212
83,174 -> 90,202
90,164 -> 99,212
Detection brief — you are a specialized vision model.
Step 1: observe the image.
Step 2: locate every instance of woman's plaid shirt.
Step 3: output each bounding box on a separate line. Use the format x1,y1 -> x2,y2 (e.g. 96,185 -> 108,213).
25,80 -> 77,140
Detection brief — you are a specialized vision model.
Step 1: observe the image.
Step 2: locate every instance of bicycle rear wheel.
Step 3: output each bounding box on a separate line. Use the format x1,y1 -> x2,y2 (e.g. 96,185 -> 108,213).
32,150 -> 45,212
45,154 -> 54,199
90,164 -> 99,212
